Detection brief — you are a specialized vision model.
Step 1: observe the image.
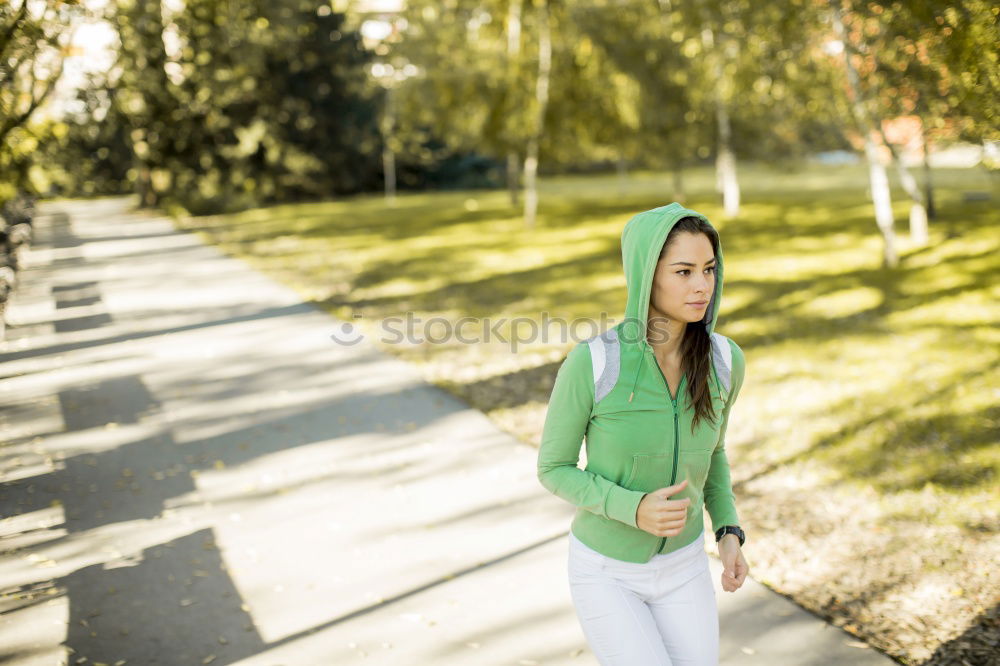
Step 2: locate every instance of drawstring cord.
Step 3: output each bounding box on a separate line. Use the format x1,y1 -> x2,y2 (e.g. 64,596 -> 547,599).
628,339 -> 648,402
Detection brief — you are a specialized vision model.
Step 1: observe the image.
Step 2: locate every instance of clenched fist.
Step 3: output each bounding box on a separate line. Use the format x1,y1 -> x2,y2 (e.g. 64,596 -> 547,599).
636,479 -> 691,537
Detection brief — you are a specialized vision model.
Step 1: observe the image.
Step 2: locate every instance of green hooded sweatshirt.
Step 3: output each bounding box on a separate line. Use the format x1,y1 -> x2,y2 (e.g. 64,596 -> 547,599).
536,202 -> 746,563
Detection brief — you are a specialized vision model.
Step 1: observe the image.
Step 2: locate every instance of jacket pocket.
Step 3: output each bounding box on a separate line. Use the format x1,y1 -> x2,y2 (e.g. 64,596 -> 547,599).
678,448 -> 713,491
623,453 -> 673,492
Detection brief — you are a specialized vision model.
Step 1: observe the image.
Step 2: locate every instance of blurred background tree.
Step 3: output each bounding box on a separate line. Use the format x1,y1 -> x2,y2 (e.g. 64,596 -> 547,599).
109,0 -> 383,215
4,0 -> 997,222
0,0 -> 85,203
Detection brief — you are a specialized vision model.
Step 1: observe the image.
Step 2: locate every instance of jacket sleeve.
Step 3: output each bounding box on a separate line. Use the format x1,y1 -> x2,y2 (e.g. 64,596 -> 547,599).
704,339 -> 746,534
536,342 -> 648,528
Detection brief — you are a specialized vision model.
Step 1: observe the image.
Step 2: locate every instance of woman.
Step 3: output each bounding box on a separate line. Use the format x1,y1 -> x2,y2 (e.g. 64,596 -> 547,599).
536,203 -> 749,665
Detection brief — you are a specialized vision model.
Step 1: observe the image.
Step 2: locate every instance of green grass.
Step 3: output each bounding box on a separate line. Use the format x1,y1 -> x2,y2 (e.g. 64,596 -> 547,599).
174,162 -> 999,534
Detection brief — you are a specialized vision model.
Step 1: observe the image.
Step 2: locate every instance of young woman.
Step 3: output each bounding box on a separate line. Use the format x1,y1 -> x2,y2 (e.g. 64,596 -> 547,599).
537,203 -> 749,665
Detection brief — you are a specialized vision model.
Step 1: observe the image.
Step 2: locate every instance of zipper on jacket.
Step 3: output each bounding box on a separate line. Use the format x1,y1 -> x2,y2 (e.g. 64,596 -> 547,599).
659,402 -> 679,554
646,345 -> 681,556
669,398 -> 679,486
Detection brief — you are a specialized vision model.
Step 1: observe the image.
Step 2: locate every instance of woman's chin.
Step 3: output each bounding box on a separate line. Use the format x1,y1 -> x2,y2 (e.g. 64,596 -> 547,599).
670,311 -> 704,324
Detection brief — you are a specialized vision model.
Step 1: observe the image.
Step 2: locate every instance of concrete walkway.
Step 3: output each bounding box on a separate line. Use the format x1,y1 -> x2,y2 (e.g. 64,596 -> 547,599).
0,196 -> 897,665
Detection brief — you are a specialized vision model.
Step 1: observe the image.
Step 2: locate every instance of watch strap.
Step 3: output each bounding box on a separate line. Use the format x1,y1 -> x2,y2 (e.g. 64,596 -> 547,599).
714,525 -> 745,547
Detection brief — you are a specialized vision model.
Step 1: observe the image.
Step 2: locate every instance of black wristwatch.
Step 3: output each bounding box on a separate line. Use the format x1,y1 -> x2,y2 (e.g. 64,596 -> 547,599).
715,525 -> 745,547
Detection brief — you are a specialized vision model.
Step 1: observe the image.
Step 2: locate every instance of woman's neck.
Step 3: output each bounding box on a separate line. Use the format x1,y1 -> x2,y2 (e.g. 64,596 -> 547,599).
646,317 -> 686,361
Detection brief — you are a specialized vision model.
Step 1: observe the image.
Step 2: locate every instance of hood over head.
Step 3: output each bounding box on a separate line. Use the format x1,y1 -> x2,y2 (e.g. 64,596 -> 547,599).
619,202 -> 725,401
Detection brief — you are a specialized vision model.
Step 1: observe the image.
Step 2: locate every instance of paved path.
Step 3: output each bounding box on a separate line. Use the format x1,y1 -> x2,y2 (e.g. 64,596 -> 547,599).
0,196 -> 897,665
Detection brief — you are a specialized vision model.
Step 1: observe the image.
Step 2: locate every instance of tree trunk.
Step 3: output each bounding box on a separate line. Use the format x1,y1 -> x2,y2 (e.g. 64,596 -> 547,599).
715,124 -> 740,218
505,0 -> 522,208
920,117 -> 936,219
381,85 -> 397,205
703,26 -> 739,218
876,121 -> 928,245
671,164 -> 685,203
863,136 -> 897,267
507,151 -> 520,206
832,6 -> 898,268
138,165 -> 155,208
616,151 -> 628,197
524,0 -> 550,230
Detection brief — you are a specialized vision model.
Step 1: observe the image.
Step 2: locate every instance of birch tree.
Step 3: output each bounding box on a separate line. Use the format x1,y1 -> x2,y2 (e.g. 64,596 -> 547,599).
831,4 -> 898,268
522,0 -> 550,229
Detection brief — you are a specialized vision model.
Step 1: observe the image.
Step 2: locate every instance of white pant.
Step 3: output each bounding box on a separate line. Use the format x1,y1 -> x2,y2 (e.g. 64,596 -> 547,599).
567,530 -> 719,666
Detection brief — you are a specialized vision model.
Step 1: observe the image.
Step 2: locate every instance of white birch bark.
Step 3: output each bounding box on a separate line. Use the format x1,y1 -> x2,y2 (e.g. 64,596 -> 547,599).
506,0 -> 522,207
832,6 -> 898,268
702,25 -> 740,218
524,0 -> 550,229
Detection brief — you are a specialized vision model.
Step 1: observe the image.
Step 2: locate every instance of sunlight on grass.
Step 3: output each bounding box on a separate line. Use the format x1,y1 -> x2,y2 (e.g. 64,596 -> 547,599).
174,162 -> 999,539
890,291 -> 994,327
796,285 -> 884,318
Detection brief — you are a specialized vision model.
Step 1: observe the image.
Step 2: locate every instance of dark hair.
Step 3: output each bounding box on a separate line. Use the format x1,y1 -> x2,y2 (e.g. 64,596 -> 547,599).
656,216 -> 722,433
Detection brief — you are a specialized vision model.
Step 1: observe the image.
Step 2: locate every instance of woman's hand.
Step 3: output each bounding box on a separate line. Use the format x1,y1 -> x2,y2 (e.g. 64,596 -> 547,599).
636,479 -> 690,536
718,534 -> 748,592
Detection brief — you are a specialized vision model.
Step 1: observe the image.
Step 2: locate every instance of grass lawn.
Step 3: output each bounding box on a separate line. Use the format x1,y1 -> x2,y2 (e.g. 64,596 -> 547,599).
173,162 -> 999,665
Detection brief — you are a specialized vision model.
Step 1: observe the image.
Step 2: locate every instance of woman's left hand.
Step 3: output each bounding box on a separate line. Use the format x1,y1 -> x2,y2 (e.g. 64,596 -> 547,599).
718,535 -> 748,592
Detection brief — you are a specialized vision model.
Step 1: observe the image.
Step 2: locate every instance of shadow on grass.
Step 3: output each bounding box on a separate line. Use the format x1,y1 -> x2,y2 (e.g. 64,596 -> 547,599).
319,243 -> 623,316
733,358 -> 999,501
177,171 -> 999,537
922,602 -> 999,666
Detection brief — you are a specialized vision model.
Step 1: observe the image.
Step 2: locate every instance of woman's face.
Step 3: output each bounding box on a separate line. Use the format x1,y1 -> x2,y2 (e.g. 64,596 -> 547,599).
648,231 -> 716,329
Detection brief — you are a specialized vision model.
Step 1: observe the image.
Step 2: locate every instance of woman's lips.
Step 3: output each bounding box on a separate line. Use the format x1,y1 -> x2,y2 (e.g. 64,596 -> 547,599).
688,302 -> 707,307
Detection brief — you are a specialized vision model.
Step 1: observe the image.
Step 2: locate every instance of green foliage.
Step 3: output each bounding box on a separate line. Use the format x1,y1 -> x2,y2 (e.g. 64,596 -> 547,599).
848,0 -> 1000,143
106,0 -> 382,215
15,0 -> 1000,208
26,72 -> 133,199
0,0 -> 86,204
395,0 -> 863,172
